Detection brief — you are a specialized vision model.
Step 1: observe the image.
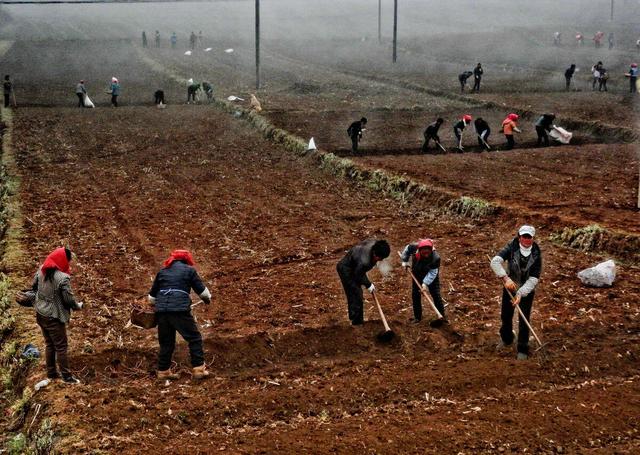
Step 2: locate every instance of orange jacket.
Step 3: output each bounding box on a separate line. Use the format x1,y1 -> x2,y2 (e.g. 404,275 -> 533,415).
502,119 -> 517,135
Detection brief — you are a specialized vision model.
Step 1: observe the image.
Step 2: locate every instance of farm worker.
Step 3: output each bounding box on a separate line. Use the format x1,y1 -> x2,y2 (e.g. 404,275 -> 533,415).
575,33 -> 584,46
501,113 -> 520,150
564,64 -> 576,91
598,67 -> 609,92
189,31 -> 196,50
474,117 -> 491,150
109,77 -> 120,107
336,239 -> 390,326
32,247 -> 83,384
187,81 -> 200,103
3,74 -> 12,108
608,32 -> 614,50
142,30 -> 147,48
453,114 -> 472,151
421,117 -> 444,153
170,32 -> 177,49
347,117 -> 367,152
458,70 -> 473,93
490,225 -> 542,360
553,31 -> 561,46
202,81 -> 214,102
534,113 -> 555,147
154,89 -> 165,105
636,39 -> 640,53
249,93 -> 262,112
400,239 -> 446,326
155,30 -> 160,48
593,31 -> 603,48
149,250 -> 212,380
591,62 -> 603,90
626,63 -> 638,93
473,63 -> 483,92
75,80 -> 86,107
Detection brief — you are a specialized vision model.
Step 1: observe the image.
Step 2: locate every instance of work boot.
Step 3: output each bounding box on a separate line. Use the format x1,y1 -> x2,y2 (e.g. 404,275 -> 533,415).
192,365 -> 210,380
157,369 -> 180,380
62,375 -> 81,385
517,352 -> 529,361
496,330 -> 516,350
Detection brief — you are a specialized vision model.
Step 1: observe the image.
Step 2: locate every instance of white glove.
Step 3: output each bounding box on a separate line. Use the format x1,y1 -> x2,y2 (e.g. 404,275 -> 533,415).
76,301 -> 84,310
367,284 -> 375,294
401,262 -> 410,269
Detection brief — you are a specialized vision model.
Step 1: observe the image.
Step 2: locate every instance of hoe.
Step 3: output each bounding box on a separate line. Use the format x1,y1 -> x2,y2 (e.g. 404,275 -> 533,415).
371,291 -> 395,342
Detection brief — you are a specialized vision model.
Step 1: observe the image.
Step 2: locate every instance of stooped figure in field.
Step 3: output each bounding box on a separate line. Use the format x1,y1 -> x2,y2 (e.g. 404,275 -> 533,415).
3,74 -> 13,108
149,250 -> 212,380
575,33 -> 584,46
75,80 -> 87,107
501,113 -> 521,150
109,77 -> 120,107
534,113 -> 555,147
564,64 -> 576,91
154,89 -> 165,105
474,117 -> 491,151
347,117 -> 367,153
33,247 -> 83,384
202,82 -> 214,102
421,117 -> 444,153
453,114 -> 472,151
490,225 -> 542,360
187,81 -> 200,104
249,93 -> 262,112
400,239 -> 446,327
155,30 -> 161,48
598,67 -> 609,92
458,70 -> 473,93
336,239 -> 390,326
473,63 -> 483,92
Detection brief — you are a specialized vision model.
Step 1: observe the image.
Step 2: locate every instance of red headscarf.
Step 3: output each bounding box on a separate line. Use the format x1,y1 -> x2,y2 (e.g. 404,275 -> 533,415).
41,247 -> 71,274
163,249 -> 195,268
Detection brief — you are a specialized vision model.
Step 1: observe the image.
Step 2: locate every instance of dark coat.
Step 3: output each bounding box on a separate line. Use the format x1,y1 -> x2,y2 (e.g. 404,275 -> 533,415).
496,238 -> 542,286
337,239 -> 377,288
347,121 -> 364,138
149,261 -> 207,312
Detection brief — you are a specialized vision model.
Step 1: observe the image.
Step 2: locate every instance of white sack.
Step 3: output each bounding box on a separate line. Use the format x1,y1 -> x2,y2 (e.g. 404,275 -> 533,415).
549,126 -> 572,144
577,260 -> 616,287
83,94 -> 95,108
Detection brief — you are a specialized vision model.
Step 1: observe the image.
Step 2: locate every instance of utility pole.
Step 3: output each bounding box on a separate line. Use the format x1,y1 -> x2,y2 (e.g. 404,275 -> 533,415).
392,0 -> 397,63
611,0 -> 614,21
378,0 -> 381,44
255,0 -> 260,90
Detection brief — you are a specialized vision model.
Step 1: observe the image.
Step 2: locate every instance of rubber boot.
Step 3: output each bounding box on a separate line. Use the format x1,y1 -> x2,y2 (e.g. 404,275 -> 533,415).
192,365 -> 210,380
157,369 -> 180,380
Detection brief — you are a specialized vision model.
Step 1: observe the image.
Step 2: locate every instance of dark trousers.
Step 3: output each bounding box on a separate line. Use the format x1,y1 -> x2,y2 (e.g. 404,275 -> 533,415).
598,79 -> 608,92
477,130 -> 490,148
500,289 -> 534,354
505,134 -> 515,150
77,93 -> 84,107
421,135 -> 439,153
565,77 -> 571,91
337,264 -> 364,324
36,312 -> 71,379
350,134 -> 360,152
111,95 -> 118,107
536,126 -> 549,146
155,92 -> 165,104
411,277 -> 444,321
187,91 -> 197,103
473,77 -> 481,91
631,77 -> 637,93
156,311 -> 204,370
4,94 -> 9,108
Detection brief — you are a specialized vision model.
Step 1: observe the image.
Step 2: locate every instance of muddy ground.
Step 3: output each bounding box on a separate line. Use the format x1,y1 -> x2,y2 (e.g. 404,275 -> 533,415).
1,3 -> 639,454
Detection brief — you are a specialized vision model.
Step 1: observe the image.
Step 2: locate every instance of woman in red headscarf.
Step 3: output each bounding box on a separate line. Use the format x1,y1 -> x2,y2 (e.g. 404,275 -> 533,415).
501,113 -> 521,150
32,247 -> 83,384
148,250 -> 212,380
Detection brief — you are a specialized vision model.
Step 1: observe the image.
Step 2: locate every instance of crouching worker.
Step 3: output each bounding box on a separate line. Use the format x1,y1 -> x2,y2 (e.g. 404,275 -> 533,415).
490,225 -> 542,360
33,247 -> 83,384
336,239 -> 390,326
149,250 -> 212,380
400,239 -> 446,327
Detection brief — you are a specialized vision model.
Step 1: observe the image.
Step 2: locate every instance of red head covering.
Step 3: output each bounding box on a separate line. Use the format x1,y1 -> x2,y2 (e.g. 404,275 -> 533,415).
507,113 -> 519,121
163,250 -> 195,268
41,247 -> 71,275
415,239 -> 434,261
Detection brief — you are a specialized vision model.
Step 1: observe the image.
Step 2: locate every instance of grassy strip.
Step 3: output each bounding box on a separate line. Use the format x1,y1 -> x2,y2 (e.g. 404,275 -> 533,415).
551,224 -> 640,264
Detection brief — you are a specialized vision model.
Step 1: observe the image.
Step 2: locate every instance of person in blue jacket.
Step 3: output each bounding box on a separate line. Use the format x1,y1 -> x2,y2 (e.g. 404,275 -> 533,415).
110,77 -> 120,107
149,250 -> 212,380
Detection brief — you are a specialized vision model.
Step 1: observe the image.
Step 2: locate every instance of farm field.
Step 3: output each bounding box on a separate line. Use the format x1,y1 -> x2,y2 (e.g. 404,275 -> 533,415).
0,1 -> 639,454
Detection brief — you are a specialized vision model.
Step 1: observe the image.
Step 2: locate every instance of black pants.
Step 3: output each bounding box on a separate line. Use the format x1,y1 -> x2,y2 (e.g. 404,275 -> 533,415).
477,129 -> 490,148
77,93 -> 84,107
421,134 -> 439,153
500,289 -> 534,354
631,77 -> 637,93
565,76 -> 571,91
337,263 -> 364,325
505,134 -> 515,150
4,94 -> 9,108
473,77 -> 481,92
350,133 -> 360,152
36,312 -> 71,379
410,277 -> 444,321
155,92 -> 165,104
156,311 -> 204,370
111,95 -> 118,107
598,79 -> 608,92
187,91 -> 197,103
536,126 -> 549,146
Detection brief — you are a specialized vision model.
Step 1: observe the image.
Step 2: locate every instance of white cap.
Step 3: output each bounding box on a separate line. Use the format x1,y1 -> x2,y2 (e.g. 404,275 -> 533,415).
518,225 -> 536,237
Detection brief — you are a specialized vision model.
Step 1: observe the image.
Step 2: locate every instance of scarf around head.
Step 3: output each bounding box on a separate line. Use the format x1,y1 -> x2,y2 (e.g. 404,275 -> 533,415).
163,250 -> 195,268
41,247 -> 70,274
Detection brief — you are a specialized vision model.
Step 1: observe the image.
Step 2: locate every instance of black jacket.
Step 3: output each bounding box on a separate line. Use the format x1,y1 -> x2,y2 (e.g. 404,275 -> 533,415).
535,114 -> 555,131
565,67 -> 576,79
149,261 -> 207,312
337,239 -> 377,288
424,121 -> 442,138
453,119 -> 466,131
496,238 -> 542,285
473,66 -> 483,79
347,121 -> 364,138
458,71 -> 473,83
401,243 -> 441,283
474,118 -> 490,133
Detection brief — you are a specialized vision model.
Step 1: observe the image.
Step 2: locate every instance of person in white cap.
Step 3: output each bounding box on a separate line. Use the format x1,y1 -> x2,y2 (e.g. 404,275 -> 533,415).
490,225 -> 542,360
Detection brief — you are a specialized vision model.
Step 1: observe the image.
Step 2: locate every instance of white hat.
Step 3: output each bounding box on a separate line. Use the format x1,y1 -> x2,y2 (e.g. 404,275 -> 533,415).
518,225 -> 536,237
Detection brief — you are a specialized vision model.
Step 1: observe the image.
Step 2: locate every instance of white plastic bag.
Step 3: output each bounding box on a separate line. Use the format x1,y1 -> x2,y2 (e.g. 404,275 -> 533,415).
549,126 -> 572,144
577,260 -> 616,287
83,94 -> 95,108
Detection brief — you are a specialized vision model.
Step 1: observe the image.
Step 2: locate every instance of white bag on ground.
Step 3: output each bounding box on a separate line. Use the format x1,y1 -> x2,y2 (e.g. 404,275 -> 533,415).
549,126 -> 572,144
577,260 -> 616,287
83,94 -> 95,108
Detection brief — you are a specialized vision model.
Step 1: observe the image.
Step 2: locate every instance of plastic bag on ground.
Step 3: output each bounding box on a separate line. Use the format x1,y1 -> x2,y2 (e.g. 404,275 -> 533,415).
577,259 -> 616,287
83,94 -> 95,108
549,126 -> 572,144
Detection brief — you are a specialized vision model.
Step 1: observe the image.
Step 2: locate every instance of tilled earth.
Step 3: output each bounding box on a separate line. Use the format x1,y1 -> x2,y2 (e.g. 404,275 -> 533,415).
1,13 -> 639,455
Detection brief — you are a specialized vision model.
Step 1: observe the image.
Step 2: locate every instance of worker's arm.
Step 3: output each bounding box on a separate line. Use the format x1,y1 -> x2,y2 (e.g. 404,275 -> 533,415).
516,254 -> 542,298
59,277 -> 82,310
31,271 -> 39,292
148,272 -> 160,304
190,269 -> 211,304
422,268 -> 439,287
400,243 -> 417,267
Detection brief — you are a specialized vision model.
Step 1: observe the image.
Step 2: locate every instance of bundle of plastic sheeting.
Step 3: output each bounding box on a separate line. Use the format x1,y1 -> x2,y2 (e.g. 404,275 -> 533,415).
577,259 -> 616,287
550,125 -> 572,144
